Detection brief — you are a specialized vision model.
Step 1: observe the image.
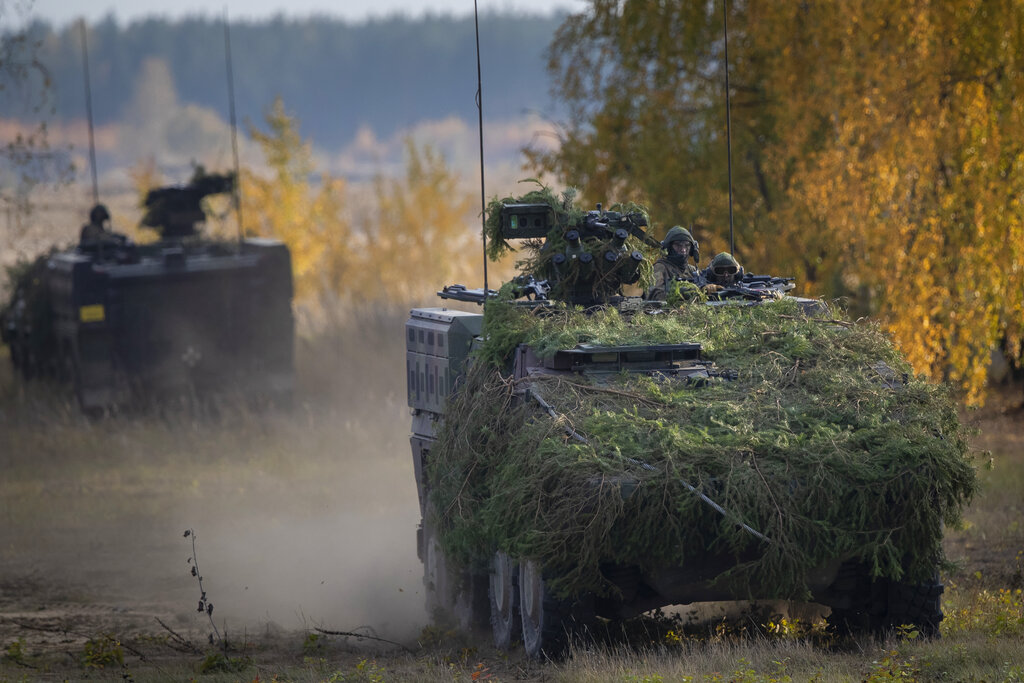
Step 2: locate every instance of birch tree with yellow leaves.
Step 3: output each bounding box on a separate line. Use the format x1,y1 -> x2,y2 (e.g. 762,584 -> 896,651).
241,98 -> 480,311
534,0 -> 1024,402
364,140 -> 479,304
243,97 -> 353,303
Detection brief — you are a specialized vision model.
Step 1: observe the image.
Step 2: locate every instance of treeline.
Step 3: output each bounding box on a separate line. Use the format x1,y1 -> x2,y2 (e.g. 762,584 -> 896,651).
8,12 -> 564,148
536,1 -> 1024,402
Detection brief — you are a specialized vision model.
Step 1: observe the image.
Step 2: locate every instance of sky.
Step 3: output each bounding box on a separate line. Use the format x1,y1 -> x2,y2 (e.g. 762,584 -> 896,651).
26,0 -> 588,28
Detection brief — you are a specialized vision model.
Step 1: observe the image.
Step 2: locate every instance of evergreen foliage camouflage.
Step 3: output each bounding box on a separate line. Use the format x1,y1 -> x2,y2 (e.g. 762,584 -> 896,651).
428,297 -> 977,600
483,185 -> 658,303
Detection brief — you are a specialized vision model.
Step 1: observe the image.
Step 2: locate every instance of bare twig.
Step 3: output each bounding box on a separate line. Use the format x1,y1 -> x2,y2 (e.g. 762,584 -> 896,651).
527,375 -> 662,406
184,528 -> 223,650
314,627 -> 416,654
153,617 -> 202,655
1,616 -> 150,663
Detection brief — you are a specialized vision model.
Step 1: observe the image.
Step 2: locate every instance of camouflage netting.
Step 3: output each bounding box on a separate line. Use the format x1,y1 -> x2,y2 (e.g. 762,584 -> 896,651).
428,295 -> 977,600
483,185 -> 658,301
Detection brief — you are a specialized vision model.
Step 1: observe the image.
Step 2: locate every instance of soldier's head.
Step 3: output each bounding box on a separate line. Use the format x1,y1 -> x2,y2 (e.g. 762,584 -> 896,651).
89,204 -> 111,227
662,225 -> 699,265
707,252 -> 743,285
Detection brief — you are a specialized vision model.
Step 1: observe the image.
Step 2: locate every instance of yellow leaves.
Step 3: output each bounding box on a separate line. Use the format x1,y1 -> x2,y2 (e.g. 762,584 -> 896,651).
365,140 -> 477,304
240,99 -> 483,314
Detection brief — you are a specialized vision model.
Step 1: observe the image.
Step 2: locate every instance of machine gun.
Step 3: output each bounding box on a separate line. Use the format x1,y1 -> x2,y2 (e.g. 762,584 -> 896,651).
141,168 -> 235,239
681,273 -> 795,302
439,276 -> 552,306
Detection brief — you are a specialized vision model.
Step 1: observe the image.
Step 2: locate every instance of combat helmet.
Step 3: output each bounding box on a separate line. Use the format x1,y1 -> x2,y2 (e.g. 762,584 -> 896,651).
89,204 -> 111,225
707,252 -> 744,285
662,225 -> 699,263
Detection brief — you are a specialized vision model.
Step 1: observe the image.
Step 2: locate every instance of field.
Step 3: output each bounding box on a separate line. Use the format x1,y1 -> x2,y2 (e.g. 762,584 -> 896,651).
1,311 -> 1022,682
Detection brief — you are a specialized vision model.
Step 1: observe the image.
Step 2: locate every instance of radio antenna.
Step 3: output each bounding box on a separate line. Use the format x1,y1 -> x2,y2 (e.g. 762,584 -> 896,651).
473,0 -> 488,307
78,19 -> 99,206
722,0 -> 735,256
223,8 -> 244,244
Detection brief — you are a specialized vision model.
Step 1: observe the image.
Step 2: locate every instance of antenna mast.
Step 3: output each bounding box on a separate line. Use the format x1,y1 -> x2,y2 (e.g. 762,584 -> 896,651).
79,19 -> 99,206
223,9 -> 244,244
722,0 -> 735,256
473,0 -> 488,306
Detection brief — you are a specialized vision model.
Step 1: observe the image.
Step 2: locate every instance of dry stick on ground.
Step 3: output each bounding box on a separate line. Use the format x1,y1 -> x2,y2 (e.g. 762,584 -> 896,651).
314,627 -> 415,654
2,616 -> 154,666
153,617 -> 203,655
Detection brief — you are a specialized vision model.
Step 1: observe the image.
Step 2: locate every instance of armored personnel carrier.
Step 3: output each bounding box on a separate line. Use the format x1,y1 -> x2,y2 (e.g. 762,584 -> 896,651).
406,189 -> 975,659
1,169 -> 294,412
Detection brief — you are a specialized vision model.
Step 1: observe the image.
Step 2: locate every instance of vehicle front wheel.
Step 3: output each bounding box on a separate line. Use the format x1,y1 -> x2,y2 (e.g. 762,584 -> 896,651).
489,551 -> 520,649
422,518 -> 488,634
422,519 -> 456,622
519,559 -> 594,660
825,562 -> 943,639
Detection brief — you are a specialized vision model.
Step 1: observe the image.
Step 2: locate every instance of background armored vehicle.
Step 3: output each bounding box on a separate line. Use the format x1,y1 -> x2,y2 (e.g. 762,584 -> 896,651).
1,170 -> 294,412
406,189 -> 975,659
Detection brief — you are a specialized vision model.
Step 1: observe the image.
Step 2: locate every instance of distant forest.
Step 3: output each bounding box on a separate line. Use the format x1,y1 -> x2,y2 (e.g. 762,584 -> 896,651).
8,12 -> 566,149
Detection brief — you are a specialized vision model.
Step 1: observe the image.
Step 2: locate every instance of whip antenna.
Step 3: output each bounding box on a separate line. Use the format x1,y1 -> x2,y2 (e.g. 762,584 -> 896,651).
722,0 -> 735,256
79,19 -> 99,206
473,0 -> 488,306
224,9 -> 244,244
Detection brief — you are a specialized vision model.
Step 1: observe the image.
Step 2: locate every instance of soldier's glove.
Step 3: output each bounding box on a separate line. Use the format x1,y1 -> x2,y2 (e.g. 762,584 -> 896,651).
702,284 -> 723,294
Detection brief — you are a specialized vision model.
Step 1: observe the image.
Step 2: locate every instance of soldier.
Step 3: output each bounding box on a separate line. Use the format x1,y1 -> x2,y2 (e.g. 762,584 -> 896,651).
79,204 -> 113,243
702,252 -> 745,287
646,225 -> 700,300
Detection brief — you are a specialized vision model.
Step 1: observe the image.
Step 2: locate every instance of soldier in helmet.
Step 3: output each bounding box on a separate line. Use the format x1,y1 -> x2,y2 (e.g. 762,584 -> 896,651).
80,204 -> 113,243
702,252 -> 745,287
646,225 -> 700,301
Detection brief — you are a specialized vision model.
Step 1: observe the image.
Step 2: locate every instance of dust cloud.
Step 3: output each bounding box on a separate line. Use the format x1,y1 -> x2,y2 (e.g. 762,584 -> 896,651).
0,309 -> 430,644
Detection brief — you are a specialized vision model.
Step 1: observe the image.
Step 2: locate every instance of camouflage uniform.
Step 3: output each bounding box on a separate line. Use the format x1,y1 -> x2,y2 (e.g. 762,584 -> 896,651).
701,252 -> 744,286
646,225 -> 699,301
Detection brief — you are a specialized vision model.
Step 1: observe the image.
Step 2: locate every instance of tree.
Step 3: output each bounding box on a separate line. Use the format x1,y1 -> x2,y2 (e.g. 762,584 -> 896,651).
244,97 -> 353,304
533,0 -> 1024,402
0,3 -> 72,218
242,98 -> 481,311
366,140 -> 477,304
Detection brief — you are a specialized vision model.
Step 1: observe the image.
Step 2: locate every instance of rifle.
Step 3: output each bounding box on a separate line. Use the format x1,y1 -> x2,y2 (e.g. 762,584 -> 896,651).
678,273 -> 796,301
438,276 -> 552,306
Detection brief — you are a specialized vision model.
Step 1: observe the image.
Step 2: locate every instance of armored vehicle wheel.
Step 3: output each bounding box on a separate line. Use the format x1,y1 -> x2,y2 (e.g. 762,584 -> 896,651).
423,519 -> 456,621
883,576 -> 944,638
453,571 -> 490,635
519,559 -> 594,660
489,551 -> 521,649
826,563 -> 943,638
422,519 -> 489,633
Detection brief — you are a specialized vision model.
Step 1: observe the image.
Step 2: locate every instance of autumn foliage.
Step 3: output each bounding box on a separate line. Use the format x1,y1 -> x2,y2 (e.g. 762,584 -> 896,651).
532,0 -> 1024,403
239,98 -> 487,313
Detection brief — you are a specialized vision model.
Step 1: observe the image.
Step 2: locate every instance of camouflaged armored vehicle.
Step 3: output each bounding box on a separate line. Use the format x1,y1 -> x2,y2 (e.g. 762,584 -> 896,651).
406,190 -> 975,659
1,170 -> 294,412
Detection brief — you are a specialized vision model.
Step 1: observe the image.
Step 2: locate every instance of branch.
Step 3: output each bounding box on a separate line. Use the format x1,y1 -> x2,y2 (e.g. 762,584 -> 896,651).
314,627 -> 415,654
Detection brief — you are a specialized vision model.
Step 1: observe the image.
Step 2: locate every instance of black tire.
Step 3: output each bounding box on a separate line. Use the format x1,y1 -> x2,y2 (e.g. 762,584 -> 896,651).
826,563 -> 943,639
518,559 -> 594,660
422,519 -> 456,622
883,578 -> 943,638
422,518 -> 489,634
489,551 -> 521,649
453,570 -> 491,635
